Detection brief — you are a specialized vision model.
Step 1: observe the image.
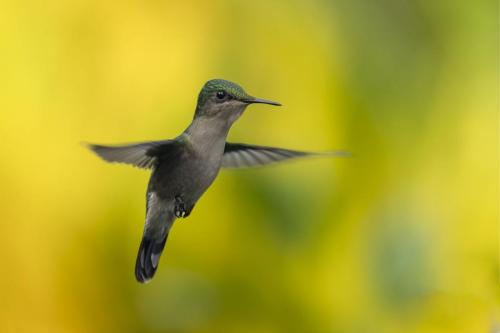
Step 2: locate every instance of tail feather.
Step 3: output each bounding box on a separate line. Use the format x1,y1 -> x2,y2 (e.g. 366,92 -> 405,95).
135,234 -> 168,283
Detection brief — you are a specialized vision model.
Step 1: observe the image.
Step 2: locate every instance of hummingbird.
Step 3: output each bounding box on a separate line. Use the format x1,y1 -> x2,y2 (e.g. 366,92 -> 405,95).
88,79 -> 346,283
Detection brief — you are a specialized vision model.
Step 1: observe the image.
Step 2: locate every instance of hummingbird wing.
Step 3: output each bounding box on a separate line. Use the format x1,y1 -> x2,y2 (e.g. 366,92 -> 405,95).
222,142 -> 349,168
87,140 -> 174,169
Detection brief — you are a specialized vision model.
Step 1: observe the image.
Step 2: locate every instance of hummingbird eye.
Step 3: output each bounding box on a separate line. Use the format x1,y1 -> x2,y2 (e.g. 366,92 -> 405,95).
216,91 -> 226,100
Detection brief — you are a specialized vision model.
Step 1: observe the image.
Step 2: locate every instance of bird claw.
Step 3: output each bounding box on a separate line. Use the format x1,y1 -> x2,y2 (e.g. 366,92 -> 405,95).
174,195 -> 191,218
174,209 -> 187,218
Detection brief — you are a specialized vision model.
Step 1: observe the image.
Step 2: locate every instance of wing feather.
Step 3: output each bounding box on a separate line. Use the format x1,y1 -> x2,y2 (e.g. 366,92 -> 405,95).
87,140 -> 173,169
222,142 -> 349,169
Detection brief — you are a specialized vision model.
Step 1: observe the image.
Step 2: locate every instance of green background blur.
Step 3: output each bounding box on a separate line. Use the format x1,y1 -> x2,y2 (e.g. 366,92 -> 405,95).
0,0 -> 498,332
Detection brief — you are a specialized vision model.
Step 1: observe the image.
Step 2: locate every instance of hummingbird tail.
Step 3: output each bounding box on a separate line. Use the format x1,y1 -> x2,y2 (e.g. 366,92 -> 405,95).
135,234 -> 168,283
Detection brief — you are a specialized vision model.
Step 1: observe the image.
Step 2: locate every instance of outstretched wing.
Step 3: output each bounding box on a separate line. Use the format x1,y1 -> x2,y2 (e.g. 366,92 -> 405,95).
221,142 -> 349,169
87,140 -> 173,169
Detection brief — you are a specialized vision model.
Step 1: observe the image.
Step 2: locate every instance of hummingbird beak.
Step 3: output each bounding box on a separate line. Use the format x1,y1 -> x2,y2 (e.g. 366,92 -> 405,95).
243,97 -> 282,106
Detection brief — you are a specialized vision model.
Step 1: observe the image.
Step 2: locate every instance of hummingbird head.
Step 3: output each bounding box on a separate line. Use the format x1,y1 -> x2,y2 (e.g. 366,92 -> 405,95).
194,79 -> 280,123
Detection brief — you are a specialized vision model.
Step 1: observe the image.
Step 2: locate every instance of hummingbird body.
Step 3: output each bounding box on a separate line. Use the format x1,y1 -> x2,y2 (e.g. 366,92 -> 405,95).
88,79 -> 346,283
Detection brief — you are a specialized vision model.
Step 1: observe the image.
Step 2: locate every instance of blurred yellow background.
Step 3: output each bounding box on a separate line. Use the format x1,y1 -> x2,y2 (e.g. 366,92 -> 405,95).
0,0 -> 498,332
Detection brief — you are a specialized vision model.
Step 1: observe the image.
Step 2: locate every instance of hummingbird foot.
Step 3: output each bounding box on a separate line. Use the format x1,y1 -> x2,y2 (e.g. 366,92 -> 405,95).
174,195 -> 192,218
